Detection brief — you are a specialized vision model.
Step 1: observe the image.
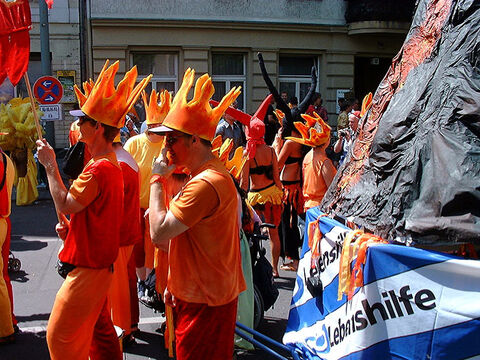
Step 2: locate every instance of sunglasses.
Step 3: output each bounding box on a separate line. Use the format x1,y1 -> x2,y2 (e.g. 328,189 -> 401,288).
166,134 -> 189,146
78,117 -> 97,126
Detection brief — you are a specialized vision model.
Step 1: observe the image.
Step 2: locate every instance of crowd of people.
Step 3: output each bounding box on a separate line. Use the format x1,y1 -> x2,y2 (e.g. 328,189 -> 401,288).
0,56 -> 368,359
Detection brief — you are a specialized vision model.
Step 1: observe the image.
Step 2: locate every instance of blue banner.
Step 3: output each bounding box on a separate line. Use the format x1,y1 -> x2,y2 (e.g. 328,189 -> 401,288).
284,207 -> 480,360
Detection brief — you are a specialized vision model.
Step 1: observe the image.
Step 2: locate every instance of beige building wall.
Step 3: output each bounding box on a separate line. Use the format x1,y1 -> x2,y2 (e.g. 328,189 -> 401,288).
89,19 -> 405,124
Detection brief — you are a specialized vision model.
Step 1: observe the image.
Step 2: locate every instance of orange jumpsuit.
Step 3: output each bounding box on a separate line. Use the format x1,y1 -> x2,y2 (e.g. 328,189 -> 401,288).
46,153 -> 123,360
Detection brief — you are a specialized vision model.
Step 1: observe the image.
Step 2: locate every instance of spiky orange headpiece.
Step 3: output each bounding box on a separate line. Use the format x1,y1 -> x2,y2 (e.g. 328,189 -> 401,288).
286,112 -> 331,147
142,89 -> 171,125
162,68 -> 241,141
273,109 -> 285,126
74,60 -> 152,128
211,135 -> 247,180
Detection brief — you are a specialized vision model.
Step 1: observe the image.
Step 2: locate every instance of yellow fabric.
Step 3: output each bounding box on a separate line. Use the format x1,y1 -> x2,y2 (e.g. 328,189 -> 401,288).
108,245 -> 134,335
247,184 -> 283,207
15,150 -> 38,206
74,60 -> 152,128
47,267 -> 113,360
0,218 -> 13,338
124,133 -> 164,208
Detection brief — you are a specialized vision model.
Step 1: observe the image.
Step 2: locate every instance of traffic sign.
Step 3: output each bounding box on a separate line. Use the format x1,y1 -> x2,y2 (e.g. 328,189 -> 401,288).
39,104 -> 63,121
33,76 -> 63,105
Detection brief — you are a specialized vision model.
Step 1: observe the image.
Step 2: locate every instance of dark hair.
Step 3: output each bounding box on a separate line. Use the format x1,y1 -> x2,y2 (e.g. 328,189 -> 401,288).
290,96 -> 298,106
340,99 -> 351,112
311,92 -> 321,104
101,123 -> 120,142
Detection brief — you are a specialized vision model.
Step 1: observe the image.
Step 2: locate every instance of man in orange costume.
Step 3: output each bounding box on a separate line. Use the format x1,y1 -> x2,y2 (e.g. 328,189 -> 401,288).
36,60 -> 151,360
123,89 -> 170,332
0,149 -> 15,345
110,135 -> 142,346
149,68 -> 246,360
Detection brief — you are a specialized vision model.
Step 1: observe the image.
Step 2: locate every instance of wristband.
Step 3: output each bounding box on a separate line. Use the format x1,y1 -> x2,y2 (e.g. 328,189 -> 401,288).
150,174 -> 168,186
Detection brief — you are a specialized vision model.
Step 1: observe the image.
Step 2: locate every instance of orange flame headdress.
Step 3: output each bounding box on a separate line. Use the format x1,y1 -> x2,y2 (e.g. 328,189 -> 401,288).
286,112 -> 331,147
273,109 -> 285,126
211,135 -> 247,179
142,89 -> 171,125
74,60 -> 152,128
162,68 -> 241,141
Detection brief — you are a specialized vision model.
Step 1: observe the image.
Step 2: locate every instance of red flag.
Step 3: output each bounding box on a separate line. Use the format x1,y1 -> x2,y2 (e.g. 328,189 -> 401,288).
45,0 -> 53,9
0,0 -> 32,86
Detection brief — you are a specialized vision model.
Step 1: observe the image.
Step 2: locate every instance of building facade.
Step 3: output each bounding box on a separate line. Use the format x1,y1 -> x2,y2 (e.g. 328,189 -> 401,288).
20,0 -> 414,148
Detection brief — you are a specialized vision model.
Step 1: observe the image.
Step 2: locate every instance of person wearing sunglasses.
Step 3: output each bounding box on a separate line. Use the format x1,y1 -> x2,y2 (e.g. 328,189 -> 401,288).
149,69 -> 245,360
36,60 -> 151,360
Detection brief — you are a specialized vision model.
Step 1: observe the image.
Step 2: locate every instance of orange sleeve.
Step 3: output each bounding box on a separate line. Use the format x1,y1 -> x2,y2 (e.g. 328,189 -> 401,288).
169,178 -> 219,228
69,171 -> 99,207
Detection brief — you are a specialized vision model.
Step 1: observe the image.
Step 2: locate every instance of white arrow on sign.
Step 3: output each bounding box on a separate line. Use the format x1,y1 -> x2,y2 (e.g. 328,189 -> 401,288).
42,80 -> 52,87
44,95 -> 54,102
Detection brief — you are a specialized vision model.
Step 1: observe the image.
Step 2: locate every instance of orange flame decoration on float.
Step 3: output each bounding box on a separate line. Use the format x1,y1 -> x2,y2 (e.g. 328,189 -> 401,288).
328,0 -> 452,209
74,60 -> 152,128
162,68 -> 241,141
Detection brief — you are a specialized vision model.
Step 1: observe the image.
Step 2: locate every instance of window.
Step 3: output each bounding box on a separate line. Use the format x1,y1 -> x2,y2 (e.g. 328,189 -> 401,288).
132,52 -> 178,94
279,55 -> 318,104
211,53 -> 246,111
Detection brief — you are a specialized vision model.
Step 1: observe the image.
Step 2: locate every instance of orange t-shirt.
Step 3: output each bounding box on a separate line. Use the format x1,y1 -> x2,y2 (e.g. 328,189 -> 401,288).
118,161 -> 142,247
60,152 -> 123,268
168,158 -> 246,306
302,150 -> 336,210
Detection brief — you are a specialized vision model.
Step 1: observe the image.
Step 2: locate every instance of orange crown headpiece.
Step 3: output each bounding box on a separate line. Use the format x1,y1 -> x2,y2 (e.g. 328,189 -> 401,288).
74,60 -> 152,128
142,89 -> 172,125
162,68 -> 241,141
286,112 -> 331,147
211,135 -> 247,180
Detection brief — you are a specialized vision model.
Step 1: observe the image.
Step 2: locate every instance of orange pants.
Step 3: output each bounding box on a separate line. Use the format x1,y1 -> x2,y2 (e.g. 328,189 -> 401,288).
108,245 -> 133,335
133,208 -> 154,269
0,218 -> 13,338
47,267 -> 120,360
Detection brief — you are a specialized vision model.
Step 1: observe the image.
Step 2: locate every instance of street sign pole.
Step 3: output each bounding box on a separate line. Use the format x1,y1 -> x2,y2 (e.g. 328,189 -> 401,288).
39,0 -> 55,147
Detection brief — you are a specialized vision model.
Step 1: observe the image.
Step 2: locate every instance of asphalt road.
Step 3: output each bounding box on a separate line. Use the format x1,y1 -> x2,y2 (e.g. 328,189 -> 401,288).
2,189 -> 297,360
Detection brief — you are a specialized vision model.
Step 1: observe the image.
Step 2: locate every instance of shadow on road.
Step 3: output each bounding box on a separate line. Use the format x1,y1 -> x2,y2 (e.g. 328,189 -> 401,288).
10,235 -> 48,252
124,330 -> 169,360
1,330 -> 49,360
16,313 -> 51,323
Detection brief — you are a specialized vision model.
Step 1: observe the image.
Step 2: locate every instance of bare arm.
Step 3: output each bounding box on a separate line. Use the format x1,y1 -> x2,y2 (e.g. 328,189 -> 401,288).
149,149 -> 188,249
240,159 -> 250,192
271,147 -> 282,190
277,139 -> 293,171
36,139 -> 85,214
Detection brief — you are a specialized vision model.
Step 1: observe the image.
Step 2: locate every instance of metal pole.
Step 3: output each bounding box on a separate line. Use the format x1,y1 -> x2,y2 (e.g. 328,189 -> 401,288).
79,0 -> 87,83
39,0 -> 55,147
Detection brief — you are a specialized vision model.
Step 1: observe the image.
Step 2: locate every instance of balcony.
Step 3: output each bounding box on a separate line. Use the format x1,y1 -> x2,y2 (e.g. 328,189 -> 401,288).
345,0 -> 415,35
